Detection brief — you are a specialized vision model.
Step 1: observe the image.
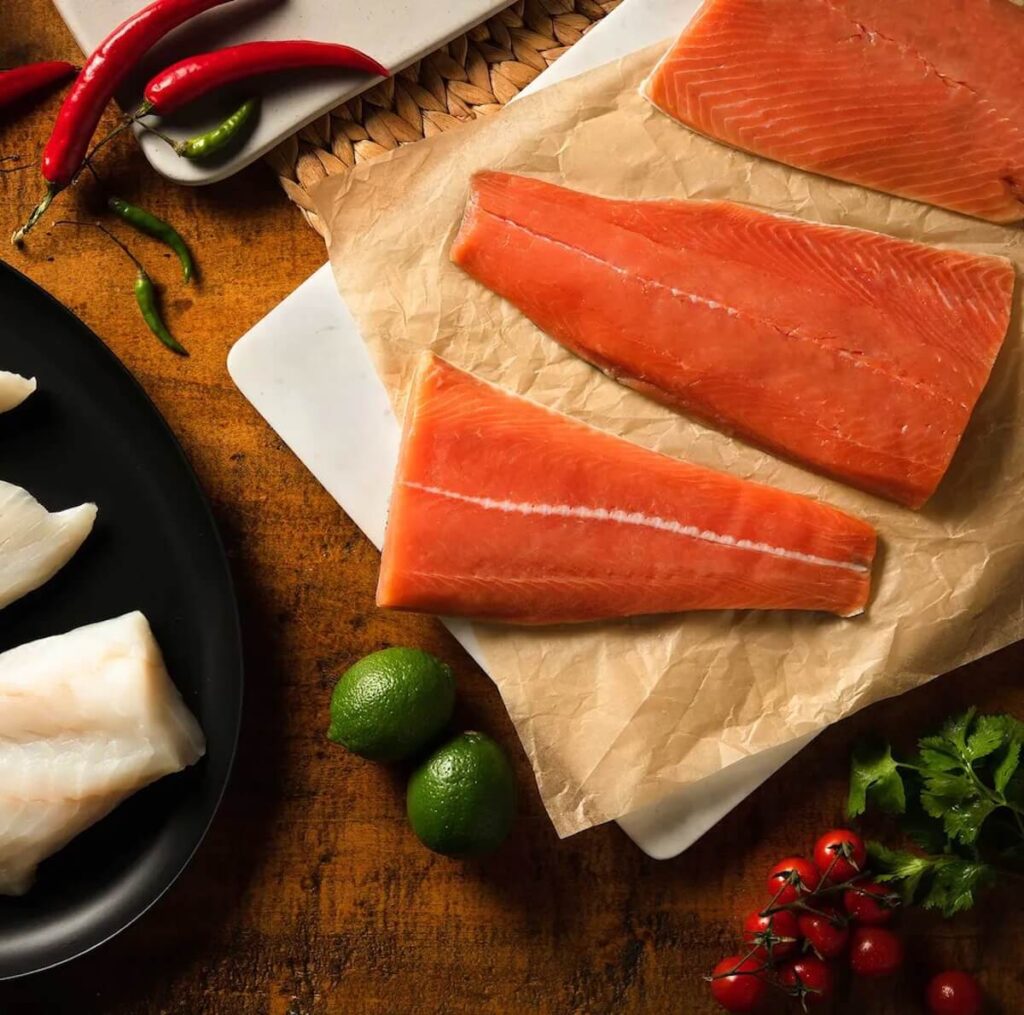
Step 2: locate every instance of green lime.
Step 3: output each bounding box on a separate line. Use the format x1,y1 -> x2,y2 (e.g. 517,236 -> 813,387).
327,647 -> 455,761
406,731 -> 516,856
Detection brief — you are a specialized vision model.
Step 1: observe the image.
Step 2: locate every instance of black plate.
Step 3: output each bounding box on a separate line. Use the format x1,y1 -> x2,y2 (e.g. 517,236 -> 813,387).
0,262 -> 242,979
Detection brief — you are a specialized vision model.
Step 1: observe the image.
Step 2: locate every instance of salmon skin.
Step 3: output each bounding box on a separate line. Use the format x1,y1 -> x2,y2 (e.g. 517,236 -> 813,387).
450,172 -> 1014,508
377,353 -> 877,624
642,0 -> 1024,224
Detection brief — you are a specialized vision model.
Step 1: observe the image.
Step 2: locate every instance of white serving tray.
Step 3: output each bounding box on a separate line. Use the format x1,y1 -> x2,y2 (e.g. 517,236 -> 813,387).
53,0 -> 510,185
229,0 -> 816,858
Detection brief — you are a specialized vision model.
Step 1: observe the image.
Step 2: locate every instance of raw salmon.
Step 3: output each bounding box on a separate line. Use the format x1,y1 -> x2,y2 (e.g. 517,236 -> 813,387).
642,0 -> 1024,224
377,354 -> 877,623
450,172 -> 1014,508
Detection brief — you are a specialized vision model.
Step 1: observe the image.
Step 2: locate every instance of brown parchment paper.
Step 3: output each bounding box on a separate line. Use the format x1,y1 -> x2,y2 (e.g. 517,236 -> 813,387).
311,42 -> 1024,838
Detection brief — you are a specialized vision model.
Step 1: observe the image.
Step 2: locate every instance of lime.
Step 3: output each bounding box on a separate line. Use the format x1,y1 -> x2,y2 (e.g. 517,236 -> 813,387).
327,647 -> 455,761
406,731 -> 516,856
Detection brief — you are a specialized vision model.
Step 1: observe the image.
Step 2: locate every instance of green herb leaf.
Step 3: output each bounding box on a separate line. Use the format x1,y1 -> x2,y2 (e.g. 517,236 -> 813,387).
994,740 -> 1021,796
1005,769 -> 1024,811
869,843 -> 995,917
854,710 -> 1024,919
921,771 -> 974,805
966,714 -> 1011,762
942,798 -> 998,846
1003,716 -> 1024,743
945,708 -> 976,752
918,738 -> 962,773
922,859 -> 994,917
868,842 -> 932,903
848,740 -> 905,817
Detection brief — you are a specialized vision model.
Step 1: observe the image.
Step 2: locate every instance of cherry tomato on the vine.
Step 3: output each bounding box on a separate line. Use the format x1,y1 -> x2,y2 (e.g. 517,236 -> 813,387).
709,955 -> 767,1013
779,955 -> 834,1007
850,926 -> 904,977
798,909 -> 850,959
766,856 -> 822,904
926,971 -> 984,1015
843,881 -> 899,925
813,828 -> 866,883
742,908 -> 800,959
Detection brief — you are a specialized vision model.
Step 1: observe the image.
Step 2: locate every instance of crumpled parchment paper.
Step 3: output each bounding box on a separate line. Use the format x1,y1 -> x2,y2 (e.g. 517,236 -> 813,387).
311,42 -> 1024,837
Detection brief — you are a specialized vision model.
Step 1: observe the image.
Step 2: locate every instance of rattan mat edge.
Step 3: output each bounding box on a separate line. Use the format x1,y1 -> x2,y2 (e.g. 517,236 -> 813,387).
266,0 -> 622,236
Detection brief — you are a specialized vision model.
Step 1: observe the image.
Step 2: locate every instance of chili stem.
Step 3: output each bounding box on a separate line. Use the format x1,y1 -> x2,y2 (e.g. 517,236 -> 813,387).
12,186 -> 55,245
74,117 -> 134,185
134,120 -> 178,148
56,218 -> 143,271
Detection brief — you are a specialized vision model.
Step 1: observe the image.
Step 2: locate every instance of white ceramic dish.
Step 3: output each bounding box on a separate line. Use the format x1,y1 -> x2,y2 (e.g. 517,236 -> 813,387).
53,0 -> 510,185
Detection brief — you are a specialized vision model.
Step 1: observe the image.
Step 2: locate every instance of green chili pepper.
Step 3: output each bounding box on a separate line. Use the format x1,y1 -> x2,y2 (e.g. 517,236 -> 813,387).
175,97 -> 258,160
107,196 -> 194,284
57,219 -> 188,357
133,269 -> 187,356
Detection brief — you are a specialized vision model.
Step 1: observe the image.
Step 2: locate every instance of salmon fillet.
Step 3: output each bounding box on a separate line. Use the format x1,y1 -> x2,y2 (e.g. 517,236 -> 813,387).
450,172 -> 1014,508
377,354 -> 877,623
642,0 -> 1024,224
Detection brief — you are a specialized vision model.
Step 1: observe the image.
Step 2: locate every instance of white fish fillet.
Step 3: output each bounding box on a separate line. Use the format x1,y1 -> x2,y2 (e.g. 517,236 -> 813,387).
0,612 -> 206,895
0,481 -> 97,609
0,371 -> 36,414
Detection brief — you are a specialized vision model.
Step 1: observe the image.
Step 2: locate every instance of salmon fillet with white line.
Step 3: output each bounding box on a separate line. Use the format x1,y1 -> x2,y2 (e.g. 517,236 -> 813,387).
377,354 -> 877,623
450,172 -> 1015,508
642,0 -> 1024,224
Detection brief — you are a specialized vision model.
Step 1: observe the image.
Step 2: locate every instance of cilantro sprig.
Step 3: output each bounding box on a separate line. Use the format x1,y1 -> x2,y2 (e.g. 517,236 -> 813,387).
847,708 -> 1024,917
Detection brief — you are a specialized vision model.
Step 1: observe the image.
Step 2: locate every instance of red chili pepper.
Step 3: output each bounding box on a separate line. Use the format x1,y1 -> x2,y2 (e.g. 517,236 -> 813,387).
140,40 -> 390,116
13,0 -> 237,244
0,61 -> 76,109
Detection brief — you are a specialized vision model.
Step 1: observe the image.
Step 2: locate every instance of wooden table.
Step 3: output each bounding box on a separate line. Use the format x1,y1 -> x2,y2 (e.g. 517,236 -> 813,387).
2,5 -> 1022,1013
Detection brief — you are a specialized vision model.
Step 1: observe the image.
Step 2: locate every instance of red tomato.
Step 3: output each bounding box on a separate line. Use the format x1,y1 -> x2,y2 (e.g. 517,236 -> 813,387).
850,926 -> 904,977
779,955 -> 834,1007
813,828 -> 867,883
766,856 -> 822,905
798,909 -> 850,959
926,971 -> 984,1015
709,955 -> 767,1013
843,881 -> 899,925
742,908 -> 800,959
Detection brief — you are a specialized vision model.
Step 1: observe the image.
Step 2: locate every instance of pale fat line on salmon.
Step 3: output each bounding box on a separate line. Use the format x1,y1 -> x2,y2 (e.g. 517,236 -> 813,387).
404,482 -> 869,574
482,210 -> 963,407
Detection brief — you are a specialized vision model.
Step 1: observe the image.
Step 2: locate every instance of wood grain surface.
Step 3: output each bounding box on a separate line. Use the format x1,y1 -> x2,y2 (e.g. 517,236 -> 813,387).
1,4 -> 1022,1013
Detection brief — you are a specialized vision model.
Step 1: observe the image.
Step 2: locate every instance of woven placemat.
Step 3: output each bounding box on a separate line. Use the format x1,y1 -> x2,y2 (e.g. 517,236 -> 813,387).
266,0 -> 622,235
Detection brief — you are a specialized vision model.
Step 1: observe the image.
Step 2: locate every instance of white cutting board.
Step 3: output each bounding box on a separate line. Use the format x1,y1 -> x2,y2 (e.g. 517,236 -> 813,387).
53,0 -> 510,185
228,0 -> 815,858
